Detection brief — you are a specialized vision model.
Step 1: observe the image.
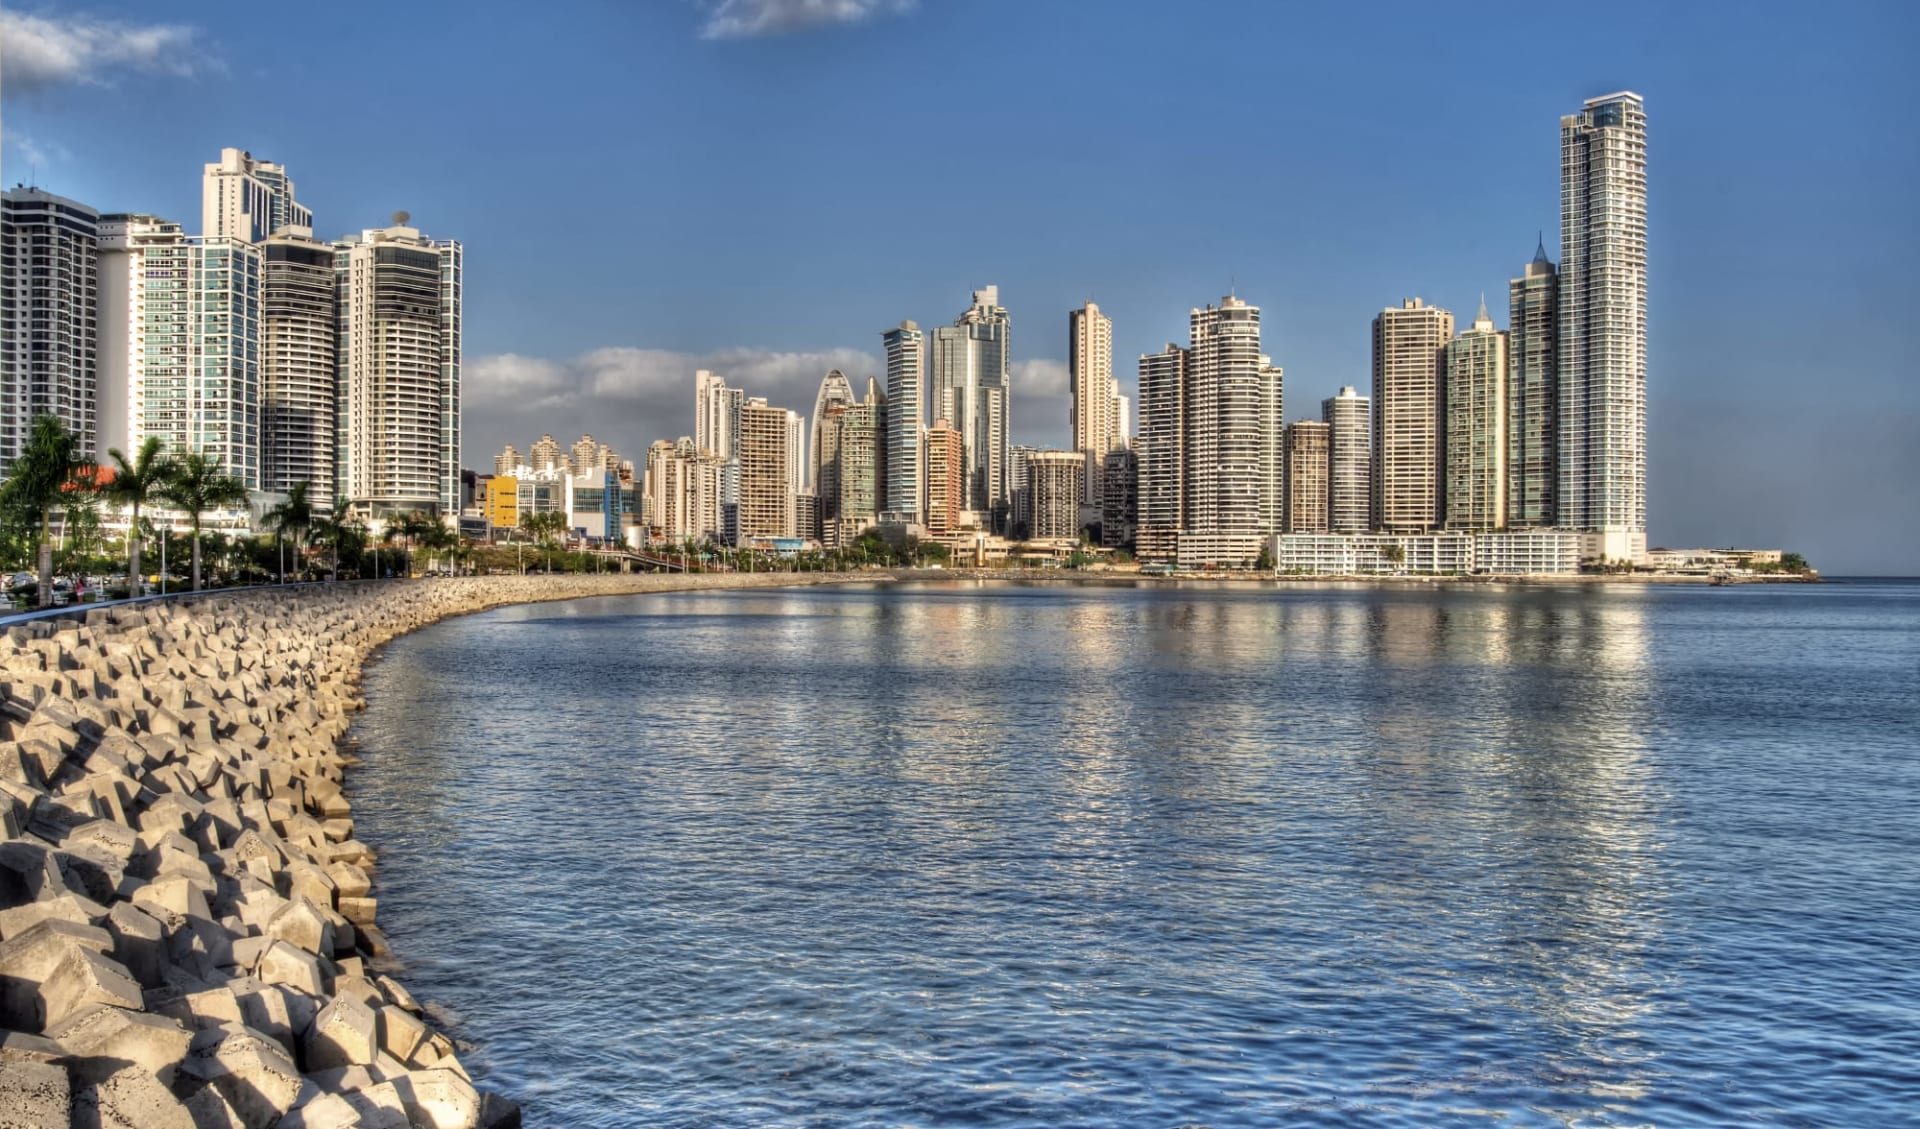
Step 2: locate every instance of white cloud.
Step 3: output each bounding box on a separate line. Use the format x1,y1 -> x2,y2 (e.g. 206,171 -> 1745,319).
9,134 -> 72,175
1011,358 -> 1068,398
698,0 -> 916,40
464,345 -> 880,465
0,9 -> 202,92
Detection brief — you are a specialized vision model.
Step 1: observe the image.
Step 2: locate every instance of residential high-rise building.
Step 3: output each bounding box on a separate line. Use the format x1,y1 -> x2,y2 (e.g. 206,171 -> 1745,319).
569,435 -> 601,477
1069,301 -> 1115,506
529,434 -> 564,472
923,418 -> 964,536
1136,344 -> 1188,562
493,445 -> 521,477
785,409 -> 807,517
1283,420 -> 1330,534
928,286 -> 1011,527
1322,386 -> 1371,533
1025,450 -> 1084,541
1,188 -> 99,475
693,369 -> 743,532
1444,301 -> 1508,531
1112,394 -> 1131,446
1508,238 -> 1558,528
736,397 -> 794,540
1182,296 -> 1282,562
1100,445 -> 1137,549
334,218 -> 462,519
818,377 -> 885,546
95,215 -> 188,463
202,148 -> 311,244
882,320 -> 924,522
1372,297 -> 1453,532
1009,443 -> 1042,535
261,226 -> 336,503
809,369 -> 855,496
1559,91 -> 1649,562
643,436 -> 725,543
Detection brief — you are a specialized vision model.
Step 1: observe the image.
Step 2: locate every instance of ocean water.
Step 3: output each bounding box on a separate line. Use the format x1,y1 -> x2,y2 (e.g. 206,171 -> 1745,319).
348,580 -> 1920,1128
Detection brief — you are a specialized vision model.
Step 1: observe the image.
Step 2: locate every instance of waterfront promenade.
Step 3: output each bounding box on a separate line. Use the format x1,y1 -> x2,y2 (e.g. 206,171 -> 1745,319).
0,572 -> 859,1127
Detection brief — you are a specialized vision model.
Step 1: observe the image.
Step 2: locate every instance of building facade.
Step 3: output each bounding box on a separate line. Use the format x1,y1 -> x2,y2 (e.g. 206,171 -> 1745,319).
809,368 -> 855,498
1372,297 -> 1453,532
1282,420 -> 1330,534
202,148 -> 311,244
261,227 -> 336,502
923,419 -> 964,536
1069,301 -> 1116,506
882,320 -> 924,522
1559,91 -> 1649,562
1321,386 -> 1371,533
334,220 -> 462,519
1025,450 -> 1084,541
1444,301 -> 1508,531
736,397 -> 794,540
928,286 -> 1011,527
1,188 -> 99,475
817,377 -> 885,547
1182,296 -> 1281,562
1100,445 -> 1137,549
1136,344 -> 1188,561
1507,239 -> 1558,527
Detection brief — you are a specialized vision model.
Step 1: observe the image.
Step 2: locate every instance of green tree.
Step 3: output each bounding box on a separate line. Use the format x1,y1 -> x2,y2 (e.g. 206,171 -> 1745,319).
103,436 -> 176,597
0,415 -> 88,606
1255,543 -> 1276,571
1381,543 -> 1407,569
264,480 -> 315,583
160,452 -> 250,591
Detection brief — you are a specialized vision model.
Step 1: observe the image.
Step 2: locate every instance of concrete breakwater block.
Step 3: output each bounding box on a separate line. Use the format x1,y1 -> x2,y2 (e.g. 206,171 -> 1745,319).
0,573 -> 858,1126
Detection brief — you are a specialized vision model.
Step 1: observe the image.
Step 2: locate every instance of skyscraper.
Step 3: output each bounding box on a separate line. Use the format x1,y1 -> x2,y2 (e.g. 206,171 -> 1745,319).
817,378 -> 885,547
929,286 -> 1011,527
493,445 -> 521,476
1444,301 -> 1508,531
261,226 -> 337,503
809,369 -> 855,495
1025,450 -> 1084,541
1136,344 -> 1188,562
1322,386 -> 1371,533
694,369 -> 743,533
737,397 -> 794,539
334,218 -> 462,519
882,320 -> 924,522
1372,297 -> 1453,532
202,148 -> 312,244
1,188 -> 99,475
923,419 -> 964,536
1559,91 -> 1648,563
1282,420 -> 1330,534
1100,446 -> 1137,549
530,434 -> 566,472
95,215 -> 188,464
1183,296 -> 1281,561
1069,301 -> 1115,505
1507,238 -> 1558,528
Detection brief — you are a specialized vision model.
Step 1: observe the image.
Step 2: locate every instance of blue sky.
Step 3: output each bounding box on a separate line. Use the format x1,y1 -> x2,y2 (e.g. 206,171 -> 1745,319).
4,0 -> 1916,572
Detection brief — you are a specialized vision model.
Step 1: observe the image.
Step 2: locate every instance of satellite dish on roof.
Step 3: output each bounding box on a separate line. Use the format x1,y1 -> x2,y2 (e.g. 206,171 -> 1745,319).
392,210 -> 411,226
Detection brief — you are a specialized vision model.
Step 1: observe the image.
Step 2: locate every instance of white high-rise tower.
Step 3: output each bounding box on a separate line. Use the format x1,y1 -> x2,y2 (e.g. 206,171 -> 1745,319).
203,148 -> 312,243
1558,91 -> 1648,563
1069,301 -> 1115,505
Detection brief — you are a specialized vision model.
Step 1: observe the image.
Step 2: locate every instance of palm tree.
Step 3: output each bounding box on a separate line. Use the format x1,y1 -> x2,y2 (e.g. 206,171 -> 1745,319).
102,436 -> 175,598
160,452 -> 249,592
264,481 -> 314,583
0,415 -> 87,606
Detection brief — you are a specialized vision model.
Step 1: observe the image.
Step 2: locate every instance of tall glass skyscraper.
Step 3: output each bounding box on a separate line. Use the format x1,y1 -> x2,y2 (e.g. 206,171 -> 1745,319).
1557,91 -> 1648,562
882,320 -> 924,521
928,286 -> 1011,528
1507,238 -> 1558,528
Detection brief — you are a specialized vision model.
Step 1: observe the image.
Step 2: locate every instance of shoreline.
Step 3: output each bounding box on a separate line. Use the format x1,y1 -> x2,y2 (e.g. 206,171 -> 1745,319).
0,572 -> 862,1127
873,568 -> 1820,585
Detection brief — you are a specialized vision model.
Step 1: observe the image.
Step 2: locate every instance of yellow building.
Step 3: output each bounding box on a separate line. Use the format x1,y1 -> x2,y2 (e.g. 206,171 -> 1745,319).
486,475 -> 519,532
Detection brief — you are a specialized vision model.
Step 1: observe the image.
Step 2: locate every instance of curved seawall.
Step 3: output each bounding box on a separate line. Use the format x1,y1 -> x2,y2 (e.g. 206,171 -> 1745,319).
0,573 -> 860,1128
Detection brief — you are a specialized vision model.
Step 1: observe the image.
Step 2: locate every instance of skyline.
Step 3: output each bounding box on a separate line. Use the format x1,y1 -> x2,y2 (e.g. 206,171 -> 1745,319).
4,1 -> 1916,572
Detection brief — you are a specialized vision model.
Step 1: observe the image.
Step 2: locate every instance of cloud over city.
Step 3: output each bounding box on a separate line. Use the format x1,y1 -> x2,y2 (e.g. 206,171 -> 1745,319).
0,9 -> 204,93
698,0 -> 916,40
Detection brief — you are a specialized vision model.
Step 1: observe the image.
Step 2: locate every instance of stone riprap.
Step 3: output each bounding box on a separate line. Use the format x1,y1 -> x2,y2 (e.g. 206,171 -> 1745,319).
0,573 -> 859,1128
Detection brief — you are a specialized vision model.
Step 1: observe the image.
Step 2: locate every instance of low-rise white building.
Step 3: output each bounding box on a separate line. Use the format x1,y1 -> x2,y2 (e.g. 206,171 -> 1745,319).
1267,530 -> 1579,576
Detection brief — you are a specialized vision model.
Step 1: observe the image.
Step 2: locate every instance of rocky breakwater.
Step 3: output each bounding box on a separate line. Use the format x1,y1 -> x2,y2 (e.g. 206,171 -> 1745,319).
0,573 -> 855,1128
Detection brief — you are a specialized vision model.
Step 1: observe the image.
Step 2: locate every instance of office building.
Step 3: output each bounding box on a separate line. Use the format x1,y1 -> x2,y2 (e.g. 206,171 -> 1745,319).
1559,91 -> 1649,562
1322,386 -> 1371,533
1372,297 -> 1453,532
1025,450 -> 1084,541
928,286 -> 1011,526
261,226 -> 336,502
1135,344 -> 1188,561
1282,420 -> 1330,534
736,397 -> 794,540
1508,238 -> 1558,527
334,218 -> 462,519
882,320 -> 924,522
1070,301 -> 1115,505
1444,301 -> 1507,531
809,369 -> 854,496
1,188 -> 99,474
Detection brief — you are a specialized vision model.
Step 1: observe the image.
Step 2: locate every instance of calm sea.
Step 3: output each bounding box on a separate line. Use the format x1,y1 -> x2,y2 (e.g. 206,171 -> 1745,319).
349,579 -> 1920,1128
